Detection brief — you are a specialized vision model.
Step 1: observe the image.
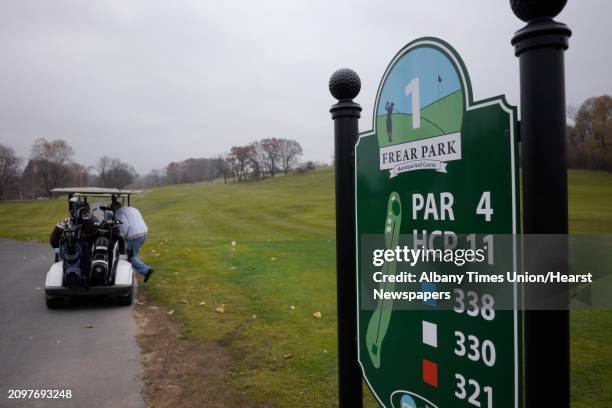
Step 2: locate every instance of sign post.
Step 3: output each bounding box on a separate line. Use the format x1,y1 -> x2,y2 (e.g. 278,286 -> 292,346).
511,1 -> 572,407
329,68 -> 364,408
353,38 -> 521,408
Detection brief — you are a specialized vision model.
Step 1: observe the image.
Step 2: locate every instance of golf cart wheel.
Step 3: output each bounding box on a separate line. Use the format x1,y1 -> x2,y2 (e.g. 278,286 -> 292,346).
117,287 -> 133,306
46,296 -> 63,309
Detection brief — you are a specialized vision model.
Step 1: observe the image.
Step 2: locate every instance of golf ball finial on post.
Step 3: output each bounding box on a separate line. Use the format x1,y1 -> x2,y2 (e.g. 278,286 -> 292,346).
510,0 -> 567,22
329,67 -> 363,408
329,68 -> 361,102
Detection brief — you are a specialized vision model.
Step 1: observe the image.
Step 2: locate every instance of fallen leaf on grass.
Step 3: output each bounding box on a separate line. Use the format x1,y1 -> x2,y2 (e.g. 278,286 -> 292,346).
167,309 -> 175,316
231,241 -> 236,247
283,354 -> 293,360
199,301 -> 206,306
270,257 -> 276,261
215,306 -> 225,313
313,311 -> 322,319
252,314 -> 257,319
135,300 -> 145,306
180,299 -> 189,304
290,305 -> 295,310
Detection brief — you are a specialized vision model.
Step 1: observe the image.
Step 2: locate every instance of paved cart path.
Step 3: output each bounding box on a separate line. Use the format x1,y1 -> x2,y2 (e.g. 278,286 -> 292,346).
0,239 -> 145,408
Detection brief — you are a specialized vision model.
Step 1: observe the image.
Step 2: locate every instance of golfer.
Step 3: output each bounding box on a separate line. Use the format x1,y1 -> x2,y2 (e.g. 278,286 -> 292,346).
112,202 -> 154,282
385,101 -> 395,142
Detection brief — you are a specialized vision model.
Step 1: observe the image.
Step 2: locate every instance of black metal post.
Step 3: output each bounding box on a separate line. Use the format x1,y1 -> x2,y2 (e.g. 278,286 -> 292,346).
329,68 -> 363,408
510,1 -> 571,407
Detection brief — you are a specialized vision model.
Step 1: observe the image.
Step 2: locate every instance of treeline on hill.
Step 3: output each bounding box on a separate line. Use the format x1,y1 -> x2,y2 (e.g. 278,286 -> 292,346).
0,137 -> 314,200
138,138 -> 309,187
1,94 -> 610,201
567,95 -> 612,171
0,138 -> 138,200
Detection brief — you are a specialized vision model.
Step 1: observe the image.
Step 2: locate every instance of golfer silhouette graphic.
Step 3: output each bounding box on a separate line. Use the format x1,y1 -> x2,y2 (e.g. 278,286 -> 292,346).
385,101 -> 395,142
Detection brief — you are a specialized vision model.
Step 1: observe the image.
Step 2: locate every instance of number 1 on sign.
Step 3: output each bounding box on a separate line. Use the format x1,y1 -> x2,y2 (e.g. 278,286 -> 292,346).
405,78 -> 421,129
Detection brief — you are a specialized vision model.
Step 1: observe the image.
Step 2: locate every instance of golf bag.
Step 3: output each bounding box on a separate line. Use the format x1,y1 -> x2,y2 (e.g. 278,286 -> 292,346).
61,226 -> 83,287
89,237 -> 111,285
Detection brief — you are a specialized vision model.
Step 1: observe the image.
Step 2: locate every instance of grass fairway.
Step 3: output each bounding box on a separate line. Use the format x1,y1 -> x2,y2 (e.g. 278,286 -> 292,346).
566,170 -> 612,407
376,90 -> 463,148
0,168 -> 610,407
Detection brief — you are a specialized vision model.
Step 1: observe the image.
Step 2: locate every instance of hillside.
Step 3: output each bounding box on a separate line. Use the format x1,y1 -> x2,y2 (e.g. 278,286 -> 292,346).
0,168 -> 610,407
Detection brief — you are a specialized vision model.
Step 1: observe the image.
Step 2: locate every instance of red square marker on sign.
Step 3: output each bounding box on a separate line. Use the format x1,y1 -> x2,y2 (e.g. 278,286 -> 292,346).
422,359 -> 438,387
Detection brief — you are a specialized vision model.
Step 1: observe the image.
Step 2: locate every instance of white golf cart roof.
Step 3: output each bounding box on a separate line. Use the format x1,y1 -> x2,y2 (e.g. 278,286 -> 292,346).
50,187 -> 140,197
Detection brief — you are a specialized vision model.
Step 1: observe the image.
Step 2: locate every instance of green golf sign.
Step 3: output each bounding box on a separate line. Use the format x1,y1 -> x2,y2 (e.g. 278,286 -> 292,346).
356,38 -> 521,408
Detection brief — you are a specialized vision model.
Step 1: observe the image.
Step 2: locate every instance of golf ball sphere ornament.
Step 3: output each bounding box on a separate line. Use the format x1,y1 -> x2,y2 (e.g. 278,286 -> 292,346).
509,0 -> 567,22
329,68 -> 361,101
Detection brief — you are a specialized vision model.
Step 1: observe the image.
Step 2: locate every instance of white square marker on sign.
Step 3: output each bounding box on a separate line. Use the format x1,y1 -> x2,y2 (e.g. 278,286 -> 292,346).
422,321 -> 437,348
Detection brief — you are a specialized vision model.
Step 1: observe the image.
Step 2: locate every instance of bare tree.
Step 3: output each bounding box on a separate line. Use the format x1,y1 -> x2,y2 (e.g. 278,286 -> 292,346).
261,138 -> 282,177
574,96 -> 612,154
29,138 -> 74,196
0,144 -> 21,199
567,105 -> 578,124
212,155 -> 230,184
130,168 -> 166,188
229,145 -> 254,181
574,97 -> 595,151
97,156 -> 111,184
67,163 -> 91,187
165,161 -> 181,185
567,95 -> 612,170
96,156 -> 137,188
592,95 -> 612,153
279,139 -> 303,175
225,154 -> 238,182
250,141 -> 268,179
149,169 -> 164,186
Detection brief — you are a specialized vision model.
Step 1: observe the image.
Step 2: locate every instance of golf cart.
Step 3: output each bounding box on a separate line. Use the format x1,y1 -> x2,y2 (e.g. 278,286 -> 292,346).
45,187 -> 138,308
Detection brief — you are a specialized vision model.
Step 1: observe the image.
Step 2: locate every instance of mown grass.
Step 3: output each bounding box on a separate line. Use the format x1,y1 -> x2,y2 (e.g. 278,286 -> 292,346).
566,170 -> 612,407
0,168 -> 610,407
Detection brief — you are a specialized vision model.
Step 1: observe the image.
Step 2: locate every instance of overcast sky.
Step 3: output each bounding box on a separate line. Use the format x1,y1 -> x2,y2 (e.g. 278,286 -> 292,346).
1,0 -> 610,174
